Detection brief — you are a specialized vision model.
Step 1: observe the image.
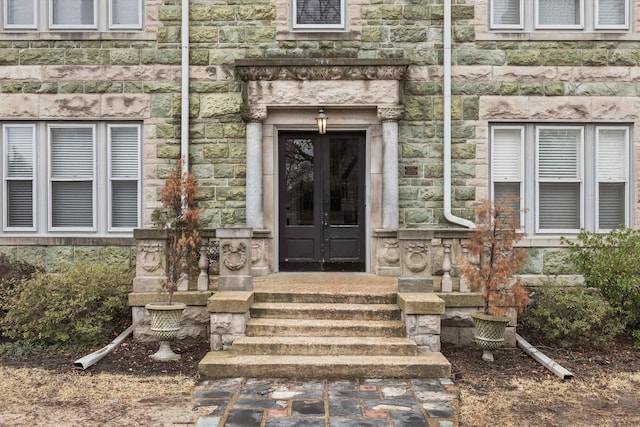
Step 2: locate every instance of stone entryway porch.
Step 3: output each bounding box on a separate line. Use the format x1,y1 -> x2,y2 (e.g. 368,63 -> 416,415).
200,272 -> 452,379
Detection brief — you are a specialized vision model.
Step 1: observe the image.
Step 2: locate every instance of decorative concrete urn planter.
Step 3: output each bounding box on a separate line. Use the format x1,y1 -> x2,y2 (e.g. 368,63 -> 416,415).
471,312 -> 510,362
145,302 -> 186,361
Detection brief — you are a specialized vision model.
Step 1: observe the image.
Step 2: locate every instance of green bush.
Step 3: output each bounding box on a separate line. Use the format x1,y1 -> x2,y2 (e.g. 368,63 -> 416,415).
0,254 -> 40,329
1,262 -> 134,351
564,226 -> 640,346
522,278 -> 624,349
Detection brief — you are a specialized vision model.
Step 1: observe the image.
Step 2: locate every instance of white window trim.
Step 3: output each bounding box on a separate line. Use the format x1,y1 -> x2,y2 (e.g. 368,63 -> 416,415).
2,124 -> 36,232
292,0 -> 347,31
47,123 -> 97,232
489,0 -> 524,30
535,0 -> 585,30
490,125 -> 526,226
535,125 -> 584,234
107,123 -> 141,232
594,0 -> 629,30
109,0 -> 143,30
3,0 -> 37,29
48,0 -> 98,30
595,125 -> 629,232
1,0 -> 144,32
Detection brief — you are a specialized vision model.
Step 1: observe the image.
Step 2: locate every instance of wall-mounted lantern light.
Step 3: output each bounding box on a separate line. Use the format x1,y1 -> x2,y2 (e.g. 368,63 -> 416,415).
316,108 -> 328,134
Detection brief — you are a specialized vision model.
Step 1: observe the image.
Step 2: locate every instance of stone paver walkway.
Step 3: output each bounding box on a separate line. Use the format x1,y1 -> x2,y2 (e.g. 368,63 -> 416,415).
193,378 -> 458,426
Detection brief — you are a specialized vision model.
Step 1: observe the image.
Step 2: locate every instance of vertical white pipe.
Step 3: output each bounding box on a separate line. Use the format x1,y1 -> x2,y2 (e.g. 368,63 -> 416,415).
443,0 -> 475,229
181,0 -> 190,172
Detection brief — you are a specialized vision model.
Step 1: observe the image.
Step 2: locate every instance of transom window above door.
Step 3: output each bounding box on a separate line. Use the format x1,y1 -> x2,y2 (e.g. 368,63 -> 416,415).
292,0 -> 346,30
490,0 -> 629,31
3,0 -> 143,31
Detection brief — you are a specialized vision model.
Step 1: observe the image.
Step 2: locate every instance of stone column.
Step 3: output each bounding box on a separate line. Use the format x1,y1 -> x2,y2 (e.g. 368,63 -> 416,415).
242,106 -> 267,229
378,106 -> 403,230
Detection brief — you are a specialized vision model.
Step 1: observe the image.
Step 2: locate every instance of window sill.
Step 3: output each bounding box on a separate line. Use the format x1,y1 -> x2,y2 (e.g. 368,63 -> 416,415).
477,31 -> 640,42
0,31 -> 156,41
276,30 -> 361,41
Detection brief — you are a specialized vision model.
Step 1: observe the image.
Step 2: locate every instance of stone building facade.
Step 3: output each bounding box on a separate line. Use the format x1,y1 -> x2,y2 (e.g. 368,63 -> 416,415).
1,1 -> 639,332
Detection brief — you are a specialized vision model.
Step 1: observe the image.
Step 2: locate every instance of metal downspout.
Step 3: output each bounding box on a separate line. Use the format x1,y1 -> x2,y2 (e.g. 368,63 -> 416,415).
181,0 -> 190,172
443,0 -> 475,229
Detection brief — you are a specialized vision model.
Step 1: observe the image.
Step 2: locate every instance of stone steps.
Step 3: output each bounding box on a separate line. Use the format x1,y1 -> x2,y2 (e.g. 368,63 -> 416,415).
232,336 -> 417,356
199,275 -> 451,379
245,318 -> 406,337
254,291 -> 396,305
199,352 -> 451,379
250,302 -> 401,321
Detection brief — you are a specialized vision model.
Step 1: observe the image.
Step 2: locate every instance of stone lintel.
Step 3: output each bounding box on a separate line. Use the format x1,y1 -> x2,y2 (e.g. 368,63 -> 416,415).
236,58 -> 411,67
373,228 -> 398,238
216,228 -> 252,239
433,229 -> 472,240
208,291 -> 254,313
436,292 -> 485,308
128,291 -> 213,307
133,228 -> 167,239
398,293 -> 445,315
398,229 -> 435,240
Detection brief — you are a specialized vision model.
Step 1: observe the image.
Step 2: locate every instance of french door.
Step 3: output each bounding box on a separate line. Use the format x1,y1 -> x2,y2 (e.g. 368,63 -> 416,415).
278,131 -> 366,271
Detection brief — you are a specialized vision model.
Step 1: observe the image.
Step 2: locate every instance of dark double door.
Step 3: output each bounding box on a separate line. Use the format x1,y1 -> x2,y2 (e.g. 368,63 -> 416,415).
279,131 -> 366,271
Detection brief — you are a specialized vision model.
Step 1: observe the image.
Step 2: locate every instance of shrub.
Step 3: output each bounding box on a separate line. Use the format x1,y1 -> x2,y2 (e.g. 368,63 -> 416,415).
522,278 -> 624,349
564,226 -> 640,346
0,254 -> 40,332
1,262 -> 134,351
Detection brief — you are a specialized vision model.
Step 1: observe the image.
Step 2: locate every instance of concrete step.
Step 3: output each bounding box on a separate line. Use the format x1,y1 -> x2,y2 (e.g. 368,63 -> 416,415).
246,318 -> 406,337
198,352 -> 451,379
254,291 -> 396,305
232,336 -> 417,356
250,302 -> 402,321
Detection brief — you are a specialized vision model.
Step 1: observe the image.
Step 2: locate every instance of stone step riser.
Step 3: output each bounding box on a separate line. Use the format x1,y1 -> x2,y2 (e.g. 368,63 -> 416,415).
250,306 -> 401,321
245,323 -> 405,338
198,354 -> 451,379
232,342 -> 417,356
254,292 -> 397,305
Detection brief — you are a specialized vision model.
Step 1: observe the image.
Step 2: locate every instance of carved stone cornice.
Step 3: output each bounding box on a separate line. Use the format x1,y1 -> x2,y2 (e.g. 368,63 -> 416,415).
377,106 -> 404,122
241,105 -> 267,122
235,59 -> 410,82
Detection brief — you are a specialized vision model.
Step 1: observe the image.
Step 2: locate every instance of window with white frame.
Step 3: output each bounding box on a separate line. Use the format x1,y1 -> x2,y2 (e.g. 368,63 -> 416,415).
292,0 -> 346,30
3,0 -> 143,31
1,122 -> 141,234
491,124 -> 629,234
490,0 -> 629,31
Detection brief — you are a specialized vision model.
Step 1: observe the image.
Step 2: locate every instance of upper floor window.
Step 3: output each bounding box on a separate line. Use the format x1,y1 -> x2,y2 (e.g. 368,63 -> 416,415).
491,123 -> 630,234
3,0 -> 143,31
490,0 -> 629,31
1,122 -> 141,234
292,0 -> 346,30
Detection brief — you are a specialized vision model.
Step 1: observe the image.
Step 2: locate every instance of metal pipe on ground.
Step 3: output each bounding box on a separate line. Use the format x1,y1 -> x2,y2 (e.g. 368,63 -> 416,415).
74,325 -> 134,370
516,334 -> 574,380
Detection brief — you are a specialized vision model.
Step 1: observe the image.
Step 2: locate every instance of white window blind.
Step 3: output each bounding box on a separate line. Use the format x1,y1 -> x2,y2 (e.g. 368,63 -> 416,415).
294,0 -> 344,28
49,126 -> 94,229
5,0 -> 36,28
492,127 -> 523,181
109,125 -> 139,229
536,0 -> 583,27
537,127 -> 582,231
597,127 -> 627,230
596,0 -> 627,28
4,125 -> 35,229
110,0 -> 142,29
50,0 -> 96,28
491,0 -> 522,28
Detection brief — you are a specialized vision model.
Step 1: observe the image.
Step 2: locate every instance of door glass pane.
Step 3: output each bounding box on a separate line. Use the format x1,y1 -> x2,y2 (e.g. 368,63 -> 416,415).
329,137 -> 358,225
284,138 -> 314,226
